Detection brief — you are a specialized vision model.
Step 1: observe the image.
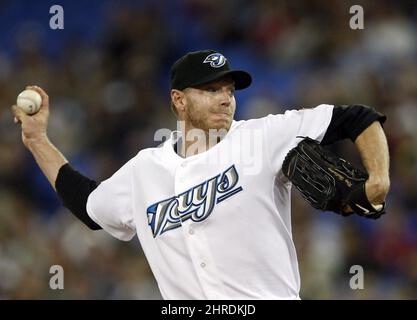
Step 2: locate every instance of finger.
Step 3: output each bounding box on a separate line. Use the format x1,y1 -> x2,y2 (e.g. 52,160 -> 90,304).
345,205 -> 353,212
26,85 -> 49,110
11,105 -> 28,124
341,204 -> 353,216
27,85 -> 49,103
14,117 -> 18,124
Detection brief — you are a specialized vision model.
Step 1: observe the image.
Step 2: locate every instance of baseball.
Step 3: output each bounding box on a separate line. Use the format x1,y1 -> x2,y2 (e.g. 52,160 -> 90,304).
16,89 -> 42,115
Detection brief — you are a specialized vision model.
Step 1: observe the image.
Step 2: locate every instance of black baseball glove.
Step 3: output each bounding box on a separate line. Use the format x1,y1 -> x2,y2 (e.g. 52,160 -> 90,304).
282,137 -> 385,219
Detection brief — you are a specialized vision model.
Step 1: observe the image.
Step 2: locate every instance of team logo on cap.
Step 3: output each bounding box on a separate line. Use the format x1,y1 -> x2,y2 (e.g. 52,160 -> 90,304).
203,53 -> 227,68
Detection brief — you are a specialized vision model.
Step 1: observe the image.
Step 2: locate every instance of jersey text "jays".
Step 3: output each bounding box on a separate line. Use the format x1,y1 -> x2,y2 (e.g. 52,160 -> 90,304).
147,165 -> 242,237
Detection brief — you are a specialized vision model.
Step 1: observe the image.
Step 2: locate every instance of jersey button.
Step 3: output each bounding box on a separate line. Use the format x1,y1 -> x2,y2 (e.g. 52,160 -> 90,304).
200,262 -> 206,268
189,228 -> 194,235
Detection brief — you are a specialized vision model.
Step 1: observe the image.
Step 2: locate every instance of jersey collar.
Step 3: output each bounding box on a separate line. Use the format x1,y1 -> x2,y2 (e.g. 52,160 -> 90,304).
165,120 -> 239,160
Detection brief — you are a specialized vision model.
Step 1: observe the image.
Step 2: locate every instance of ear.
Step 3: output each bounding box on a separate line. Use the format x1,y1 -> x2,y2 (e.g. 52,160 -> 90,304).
171,89 -> 186,114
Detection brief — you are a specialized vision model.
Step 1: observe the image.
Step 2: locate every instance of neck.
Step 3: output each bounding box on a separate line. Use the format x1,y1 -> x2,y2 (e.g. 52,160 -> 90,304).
178,123 -> 227,158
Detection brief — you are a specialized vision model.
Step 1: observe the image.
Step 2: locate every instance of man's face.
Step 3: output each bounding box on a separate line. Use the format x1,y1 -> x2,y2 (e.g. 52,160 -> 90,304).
182,77 -> 236,132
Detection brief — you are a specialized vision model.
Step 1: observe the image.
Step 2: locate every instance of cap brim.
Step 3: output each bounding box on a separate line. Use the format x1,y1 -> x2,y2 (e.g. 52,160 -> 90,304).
189,70 -> 252,90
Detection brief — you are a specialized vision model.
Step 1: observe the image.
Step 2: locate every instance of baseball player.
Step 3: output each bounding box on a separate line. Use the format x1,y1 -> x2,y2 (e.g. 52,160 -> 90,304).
12,50 -> 390,299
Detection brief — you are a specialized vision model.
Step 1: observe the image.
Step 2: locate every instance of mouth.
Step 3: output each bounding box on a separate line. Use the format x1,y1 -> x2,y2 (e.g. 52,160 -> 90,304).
211,113 -> 231,121
211,112 -> 231,117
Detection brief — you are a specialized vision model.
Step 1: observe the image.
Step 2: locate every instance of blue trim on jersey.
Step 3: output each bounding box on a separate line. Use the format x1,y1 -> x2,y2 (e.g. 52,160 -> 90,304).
146,164 -> 243,238
217,186 -> 244,203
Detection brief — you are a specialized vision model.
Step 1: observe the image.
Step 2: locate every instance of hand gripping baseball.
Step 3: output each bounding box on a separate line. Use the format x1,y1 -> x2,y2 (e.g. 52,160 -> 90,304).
11,85 -> 50,148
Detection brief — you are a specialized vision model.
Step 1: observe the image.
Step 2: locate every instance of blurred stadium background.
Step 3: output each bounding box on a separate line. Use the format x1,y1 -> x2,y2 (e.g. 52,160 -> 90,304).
0,0 -> 416,299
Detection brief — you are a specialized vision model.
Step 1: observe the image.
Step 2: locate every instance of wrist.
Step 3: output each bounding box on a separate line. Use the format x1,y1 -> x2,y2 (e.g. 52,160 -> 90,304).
367,174 -> 390,190
25,134 -> 50,150
365,175 -> 390,205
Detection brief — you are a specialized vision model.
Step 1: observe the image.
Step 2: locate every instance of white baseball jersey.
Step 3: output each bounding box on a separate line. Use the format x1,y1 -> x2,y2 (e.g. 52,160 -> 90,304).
86,104 -> 334,299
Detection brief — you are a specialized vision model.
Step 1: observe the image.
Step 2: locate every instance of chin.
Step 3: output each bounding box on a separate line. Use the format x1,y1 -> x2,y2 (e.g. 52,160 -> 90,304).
209,120 -> 231,131
209,114 -> 232,128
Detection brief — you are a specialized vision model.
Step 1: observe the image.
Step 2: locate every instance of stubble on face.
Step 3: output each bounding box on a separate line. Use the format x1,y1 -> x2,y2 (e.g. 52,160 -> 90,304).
183,78 -> 236,134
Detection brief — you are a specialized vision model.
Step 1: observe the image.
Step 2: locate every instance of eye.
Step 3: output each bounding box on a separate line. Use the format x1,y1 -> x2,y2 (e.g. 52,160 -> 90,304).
206,87 -> 218,93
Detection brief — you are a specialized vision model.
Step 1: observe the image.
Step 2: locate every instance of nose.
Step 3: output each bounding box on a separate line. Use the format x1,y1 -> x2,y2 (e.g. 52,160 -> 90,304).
219,89 -> 232,107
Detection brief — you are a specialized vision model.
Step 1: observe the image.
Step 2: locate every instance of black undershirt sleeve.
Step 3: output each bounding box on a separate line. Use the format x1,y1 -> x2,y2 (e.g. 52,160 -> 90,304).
54,105 -> 385,229
320,104 -> 387,145
55,163 -> 102,230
